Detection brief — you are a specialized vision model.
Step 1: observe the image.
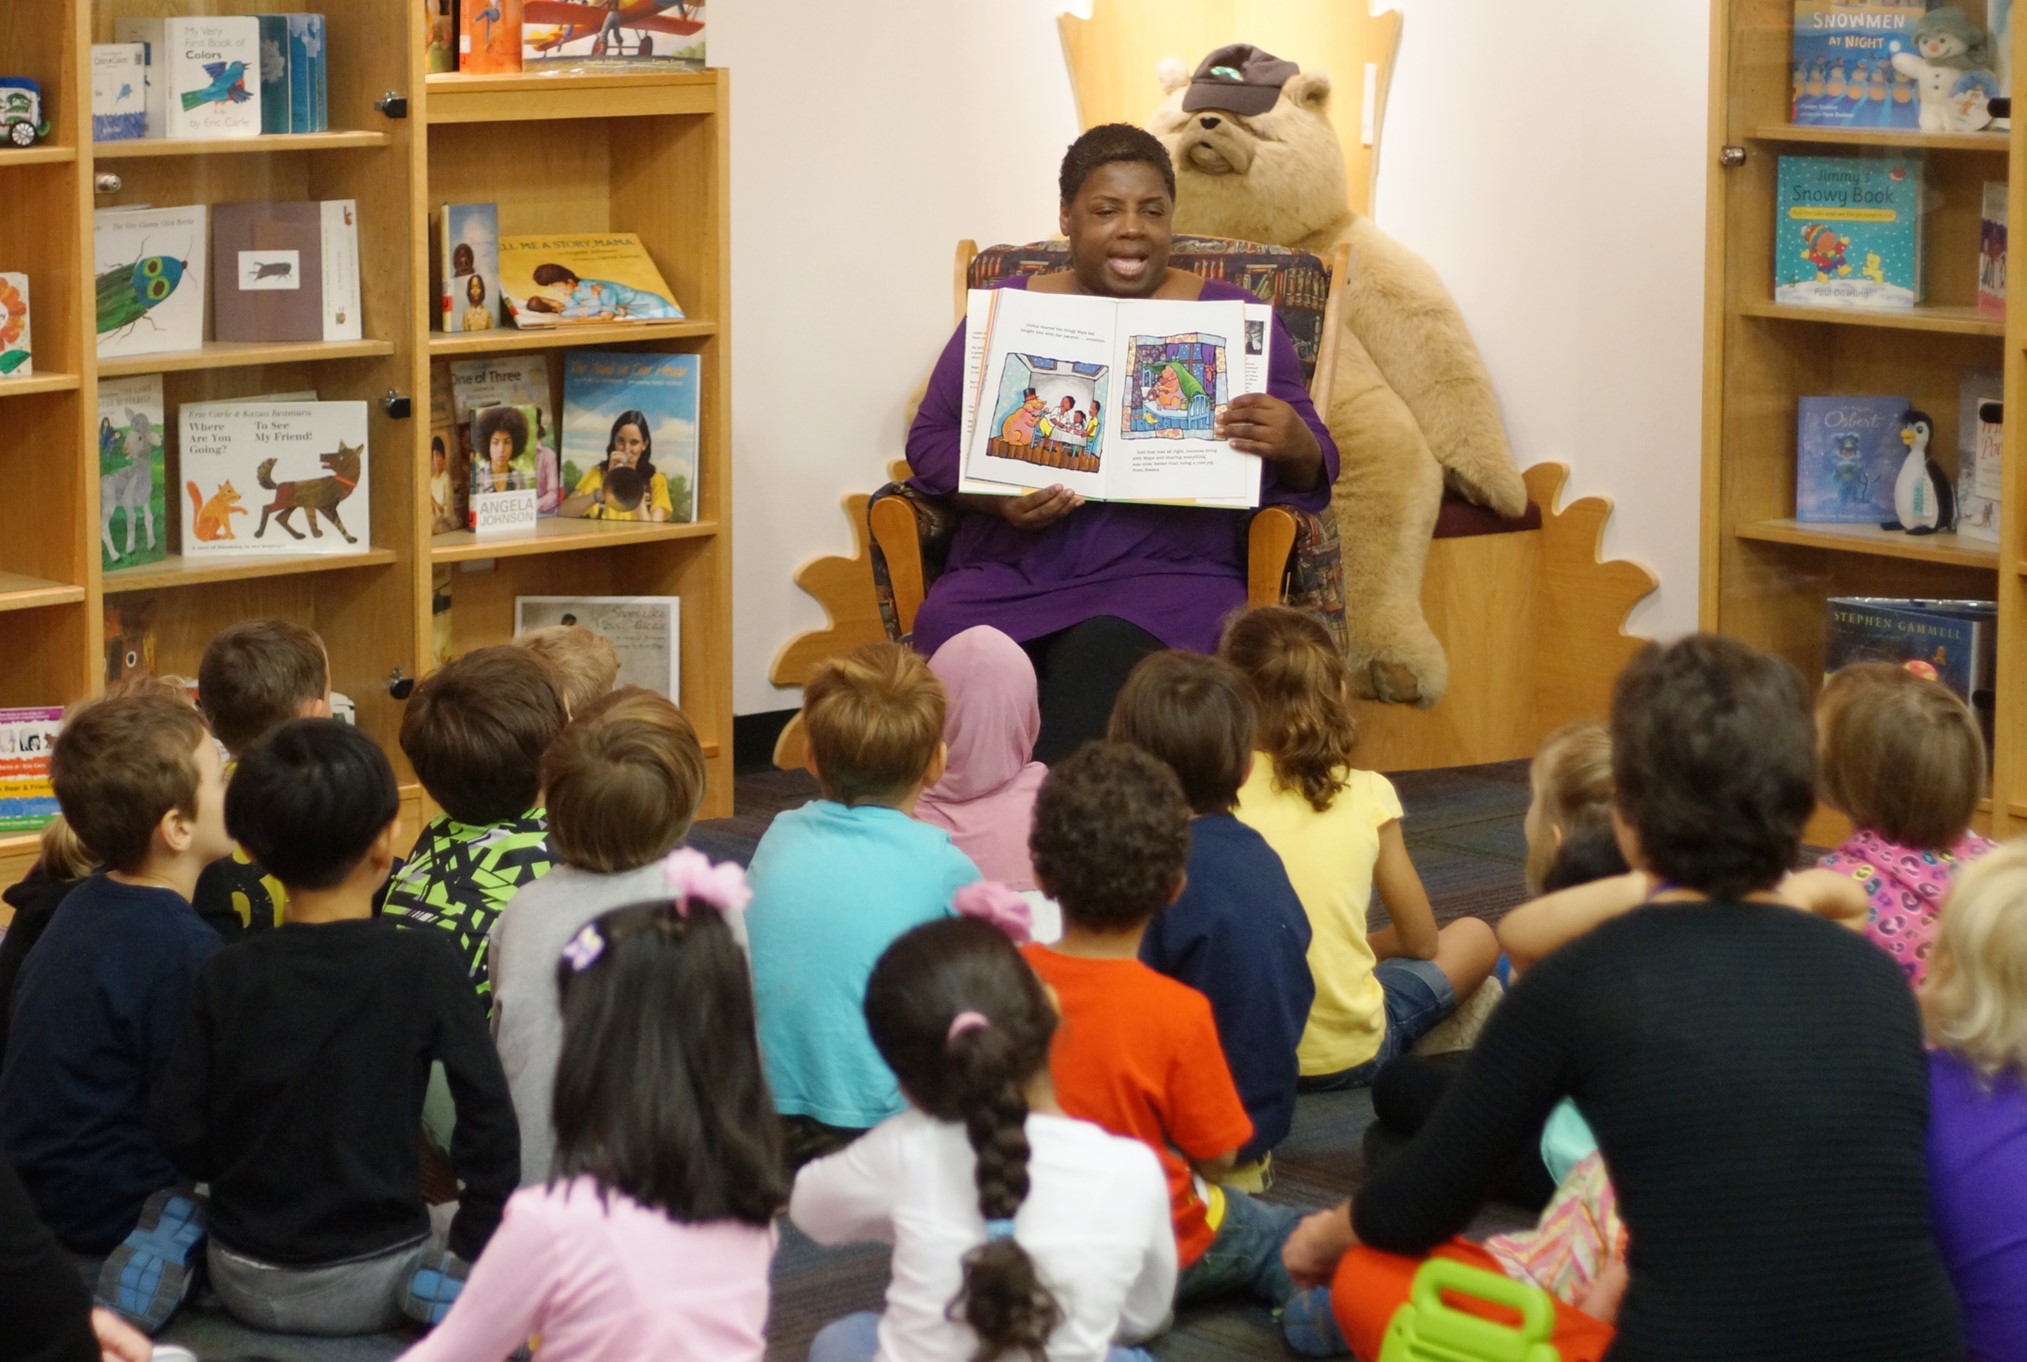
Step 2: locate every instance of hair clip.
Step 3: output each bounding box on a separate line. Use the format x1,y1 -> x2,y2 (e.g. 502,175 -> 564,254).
984,1217 -> 1016,1242
947,1010 -> 989,1044
661,847 -> 753,919
952,881 -> 1032,944
561,922 -> 605,973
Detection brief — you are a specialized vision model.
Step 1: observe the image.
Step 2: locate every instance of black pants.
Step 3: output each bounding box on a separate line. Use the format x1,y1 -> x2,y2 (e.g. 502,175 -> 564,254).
1020,617 -> 1166,766
1361,1053 -> 1557,1212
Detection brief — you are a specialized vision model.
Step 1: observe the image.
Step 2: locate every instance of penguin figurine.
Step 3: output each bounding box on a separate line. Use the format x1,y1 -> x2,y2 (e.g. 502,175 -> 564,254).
1882,409 -> 1955,535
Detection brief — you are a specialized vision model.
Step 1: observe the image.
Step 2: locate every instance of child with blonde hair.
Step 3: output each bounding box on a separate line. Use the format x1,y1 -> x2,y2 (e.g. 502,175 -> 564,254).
513,625 -> 619,716
1521,722 -> 1617,895
1920,840 -> 2027,1361
1218,607 -> 1496,1090
747,642 -> 979,1167
1817,662 -> 1993,984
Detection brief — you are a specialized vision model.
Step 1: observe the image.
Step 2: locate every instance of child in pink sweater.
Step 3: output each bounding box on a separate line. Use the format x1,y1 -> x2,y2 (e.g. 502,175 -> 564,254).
399,853 -> 783,1362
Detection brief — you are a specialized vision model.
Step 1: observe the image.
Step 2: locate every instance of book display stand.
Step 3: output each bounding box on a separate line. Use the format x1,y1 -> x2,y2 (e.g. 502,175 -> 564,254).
1702,0 -> 2018,842
0,1 -> 732,894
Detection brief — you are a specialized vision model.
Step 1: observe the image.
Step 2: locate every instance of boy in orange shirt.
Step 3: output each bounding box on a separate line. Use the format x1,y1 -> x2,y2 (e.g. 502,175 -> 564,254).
1021,741 -> 1309,1310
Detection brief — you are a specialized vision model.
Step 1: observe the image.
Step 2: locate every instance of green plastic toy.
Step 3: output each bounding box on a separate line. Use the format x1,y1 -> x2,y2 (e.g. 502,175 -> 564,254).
1377,1258 -> 1562,1362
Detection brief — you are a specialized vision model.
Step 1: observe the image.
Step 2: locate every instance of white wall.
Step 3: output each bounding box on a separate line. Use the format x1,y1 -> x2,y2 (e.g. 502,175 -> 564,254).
720,0 -> 1712,715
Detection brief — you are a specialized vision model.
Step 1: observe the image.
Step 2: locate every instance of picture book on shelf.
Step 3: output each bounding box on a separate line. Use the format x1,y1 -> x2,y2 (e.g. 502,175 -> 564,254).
0,273 -> 29,377
429,368 -> 464,534
1789,0 -> 1925,129
497,234 -> 683,328
213,202 -> 325,343
0,709 -> 64,835
461,0 -> 524,73
1774,155 -> 1923,309
98,374 -> 167,573
467,402 -> 546,525
104,599 -> 158,684
449,356 -> 560,514
109,18 -> 165,136
164,16 -> 262,140
559,350 -> 700,522
426,0 -> 459,74
91,43 -> 146,142
1794,395 -> 1905,524
286,14 -> 327,134
256,16 -> 291,136
1826,597 -> 1997,751
522,0 -> 706,72
94,205 -> 207,360
1980,181 -> 2007,319
440,203 -> 501,333
179,400 -> 370,556
515,596 -> 681,702
1957,370 -> 2003,544
959,287 -> 1270,507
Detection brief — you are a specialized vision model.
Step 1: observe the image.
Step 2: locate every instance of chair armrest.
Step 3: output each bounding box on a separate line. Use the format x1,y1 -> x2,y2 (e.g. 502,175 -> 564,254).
867,483 -> 962,642
1246,505 -> 1347,652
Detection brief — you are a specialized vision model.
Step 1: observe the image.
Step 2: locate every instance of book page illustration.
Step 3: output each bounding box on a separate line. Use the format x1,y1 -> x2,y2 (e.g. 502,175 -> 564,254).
982,354 -> 1107,475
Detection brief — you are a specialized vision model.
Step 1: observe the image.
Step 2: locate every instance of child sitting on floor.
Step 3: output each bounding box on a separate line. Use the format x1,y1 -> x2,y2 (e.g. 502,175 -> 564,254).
400,863 -> 782,1362
1022,742 -> 1308,1312
514,624 -> 619,717
0,686 -> 232,1331
151,719 -> 519,1336
747,641 -> 980,1168
191,618 -> 332,939
1816,661 -> 1993,985
794,913 -> 1175,1362
0,817 -> 101,1061
1219,606 -> 1497,1095
492,687 -> 726,1186
916,626 -> 1049,892
1921,840 -> 2027,1362
1108,650 -> 1312,1175
382,645 -> 567,1002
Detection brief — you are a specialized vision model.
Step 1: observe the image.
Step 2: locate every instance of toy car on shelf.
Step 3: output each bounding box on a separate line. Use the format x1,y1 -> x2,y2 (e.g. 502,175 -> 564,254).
0,79 -> 50,147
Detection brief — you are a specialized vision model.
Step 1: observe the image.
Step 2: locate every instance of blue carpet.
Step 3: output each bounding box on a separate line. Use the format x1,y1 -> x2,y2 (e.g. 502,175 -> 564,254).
160,760 -> 1537,1361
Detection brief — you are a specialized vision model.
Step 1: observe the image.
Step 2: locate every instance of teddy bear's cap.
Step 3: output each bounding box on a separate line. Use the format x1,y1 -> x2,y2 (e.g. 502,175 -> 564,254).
1182,43 -> 1299,117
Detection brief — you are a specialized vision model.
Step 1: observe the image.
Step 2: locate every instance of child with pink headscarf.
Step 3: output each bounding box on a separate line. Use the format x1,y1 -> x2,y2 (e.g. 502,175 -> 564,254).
917,627 -> 1048,893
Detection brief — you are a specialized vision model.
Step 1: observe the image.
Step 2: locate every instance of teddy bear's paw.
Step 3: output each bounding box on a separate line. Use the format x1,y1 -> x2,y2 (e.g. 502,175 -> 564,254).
1444,461 -> 1528,521
1348,627 -> 1448,709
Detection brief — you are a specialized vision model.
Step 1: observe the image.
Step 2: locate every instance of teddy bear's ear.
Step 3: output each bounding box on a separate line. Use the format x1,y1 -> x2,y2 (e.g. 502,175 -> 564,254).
1285,69 -> 1333,113
1156,57 -> 1190,95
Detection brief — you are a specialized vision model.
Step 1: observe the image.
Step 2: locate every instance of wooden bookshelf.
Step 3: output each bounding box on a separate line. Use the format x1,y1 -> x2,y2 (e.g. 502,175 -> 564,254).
1703,0 -> 2019,840
0,0 -> 734,867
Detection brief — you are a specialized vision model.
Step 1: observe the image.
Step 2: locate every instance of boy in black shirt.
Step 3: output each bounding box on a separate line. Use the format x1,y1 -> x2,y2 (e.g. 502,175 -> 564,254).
152,719 -> 518,1336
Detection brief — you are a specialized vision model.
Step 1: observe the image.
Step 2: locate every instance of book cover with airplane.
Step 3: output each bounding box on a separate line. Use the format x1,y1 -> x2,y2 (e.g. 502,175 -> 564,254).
523,0 -> 706,71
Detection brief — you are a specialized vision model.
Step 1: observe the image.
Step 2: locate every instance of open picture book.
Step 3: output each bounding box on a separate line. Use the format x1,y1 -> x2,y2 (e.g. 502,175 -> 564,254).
958,287 -> 1270,508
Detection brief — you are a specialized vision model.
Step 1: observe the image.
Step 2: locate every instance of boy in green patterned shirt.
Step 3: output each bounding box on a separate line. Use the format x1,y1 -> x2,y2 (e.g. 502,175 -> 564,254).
382,646 -> 565,1001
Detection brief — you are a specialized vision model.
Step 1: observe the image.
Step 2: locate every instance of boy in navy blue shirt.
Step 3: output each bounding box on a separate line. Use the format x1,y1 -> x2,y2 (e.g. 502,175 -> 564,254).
0,682 -> 235,1331
1110,651 -> 1314,1179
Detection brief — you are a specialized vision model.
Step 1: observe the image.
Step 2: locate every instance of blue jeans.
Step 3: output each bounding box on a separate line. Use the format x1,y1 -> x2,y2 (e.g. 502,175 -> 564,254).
807,1311 -> 1155,1362
1299,957 -> 1457,1092
1175,1186 -> 1305,1307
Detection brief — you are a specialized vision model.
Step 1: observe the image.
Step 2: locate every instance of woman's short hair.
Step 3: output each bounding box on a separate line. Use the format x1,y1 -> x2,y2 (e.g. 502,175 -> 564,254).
1609,634 -> 1815,900
1817,662 -> 1985,851
1925,840 -> 2027,1081
1059,123 -> 1176,204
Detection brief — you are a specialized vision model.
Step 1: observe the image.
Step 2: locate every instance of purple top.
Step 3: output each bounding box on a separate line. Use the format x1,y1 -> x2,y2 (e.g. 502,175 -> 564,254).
1928,1049 -> 2027,1362
905,277 -> 1338,656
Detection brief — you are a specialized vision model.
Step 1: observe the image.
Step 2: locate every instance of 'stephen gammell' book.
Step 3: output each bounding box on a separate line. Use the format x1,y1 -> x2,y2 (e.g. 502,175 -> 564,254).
179,400 -> 370,556
959,287 -> 1270,508
1774,155 -> 1924,309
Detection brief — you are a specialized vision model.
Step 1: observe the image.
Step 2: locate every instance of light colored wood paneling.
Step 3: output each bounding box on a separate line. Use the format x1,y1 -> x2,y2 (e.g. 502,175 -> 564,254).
104,549 -> 400,593
428,318 -> 715,358
1746,125 -> 2009,154
431,518 -> 718,564
771,493 -> 886,688
1735,521 -> 2000,570
95,132 -> 393,158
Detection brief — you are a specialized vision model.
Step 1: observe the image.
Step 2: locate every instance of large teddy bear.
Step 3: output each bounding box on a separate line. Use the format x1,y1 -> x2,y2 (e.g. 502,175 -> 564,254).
1149,55 -> 1526,706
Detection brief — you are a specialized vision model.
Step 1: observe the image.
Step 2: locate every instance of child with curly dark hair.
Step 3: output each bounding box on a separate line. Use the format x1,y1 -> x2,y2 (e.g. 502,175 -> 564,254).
794,912 -> 1174,1362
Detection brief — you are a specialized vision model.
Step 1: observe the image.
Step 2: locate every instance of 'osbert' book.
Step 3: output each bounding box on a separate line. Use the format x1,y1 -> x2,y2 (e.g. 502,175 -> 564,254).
1775,155 -> 1923,309
1795,396 -> 1905,524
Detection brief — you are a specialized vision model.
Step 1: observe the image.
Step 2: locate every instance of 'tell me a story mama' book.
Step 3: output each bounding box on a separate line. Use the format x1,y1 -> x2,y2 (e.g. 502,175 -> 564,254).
1775,155 -> 1924,309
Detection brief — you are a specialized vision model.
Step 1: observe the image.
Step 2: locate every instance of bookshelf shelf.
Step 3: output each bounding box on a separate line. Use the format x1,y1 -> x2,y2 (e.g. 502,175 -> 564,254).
98,338 -> 398,378
427,318 -> 715,358
0,575 -> 86,613
0,146 -> 78,168
1734,520 -> 2000,570
1734,300 -> 2006,338
431,518 -> 718,564
1745,124 -> 2009,155
0,374 -> 81,398
92,131 -> 395,159
425,69 -> 717,123
104,548 -> 399,594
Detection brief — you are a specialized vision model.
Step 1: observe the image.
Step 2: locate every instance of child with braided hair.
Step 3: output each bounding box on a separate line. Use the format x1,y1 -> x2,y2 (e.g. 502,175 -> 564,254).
793,904 -> 1175,1362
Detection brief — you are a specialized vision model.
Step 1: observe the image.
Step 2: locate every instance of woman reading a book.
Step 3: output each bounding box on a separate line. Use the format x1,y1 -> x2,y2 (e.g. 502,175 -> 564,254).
905,123 -> 1337,763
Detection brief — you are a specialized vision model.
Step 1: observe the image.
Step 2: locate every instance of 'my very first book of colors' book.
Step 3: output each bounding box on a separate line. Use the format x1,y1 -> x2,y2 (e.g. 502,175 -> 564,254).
1775,155 -> 1923,309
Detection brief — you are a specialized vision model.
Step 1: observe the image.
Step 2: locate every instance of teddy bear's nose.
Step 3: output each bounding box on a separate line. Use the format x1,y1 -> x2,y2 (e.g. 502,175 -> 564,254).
1198,115 -> 1221,130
